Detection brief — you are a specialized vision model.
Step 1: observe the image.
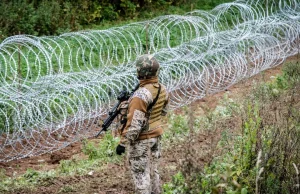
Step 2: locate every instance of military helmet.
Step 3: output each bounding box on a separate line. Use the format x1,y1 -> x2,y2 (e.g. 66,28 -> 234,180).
135,54 -> 160,79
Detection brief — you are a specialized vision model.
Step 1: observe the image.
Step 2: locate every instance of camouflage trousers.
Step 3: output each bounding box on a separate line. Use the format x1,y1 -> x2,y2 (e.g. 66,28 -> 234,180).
128,137 -> 161,194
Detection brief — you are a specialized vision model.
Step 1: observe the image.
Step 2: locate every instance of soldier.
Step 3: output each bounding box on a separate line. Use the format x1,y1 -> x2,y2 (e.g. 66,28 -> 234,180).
116,54 -> 169,194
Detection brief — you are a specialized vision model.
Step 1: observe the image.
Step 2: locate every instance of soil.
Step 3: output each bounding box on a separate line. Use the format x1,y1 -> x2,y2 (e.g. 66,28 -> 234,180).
0,55 -> 298,194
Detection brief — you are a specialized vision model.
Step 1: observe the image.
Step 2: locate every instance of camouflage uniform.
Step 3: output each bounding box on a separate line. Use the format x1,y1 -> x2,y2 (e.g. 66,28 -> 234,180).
128,137 -> 161,194
120,54 -> 169,194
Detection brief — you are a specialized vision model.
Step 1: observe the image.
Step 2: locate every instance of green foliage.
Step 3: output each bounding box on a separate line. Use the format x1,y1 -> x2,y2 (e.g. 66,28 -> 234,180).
169,114 -> 189,134
59,159 -> 90,175
0,103 -> 18,134
23,168 -> 39,179
0,169 -> 7,180
0,168 -> 56,192
283,61 -> 300,85
214,96 -> 239,118
0,0 -> 37,37
163,172 -> 189,194
241,102 -> 260,171
120,0 -> 137,18
0,0 -> 233,39
82,133 -> 119,160
163,112 -> 190,142
59,133 -> 121,175
35,1 -> 64,35
0,133 -> 122,192
252,63 -> 299,101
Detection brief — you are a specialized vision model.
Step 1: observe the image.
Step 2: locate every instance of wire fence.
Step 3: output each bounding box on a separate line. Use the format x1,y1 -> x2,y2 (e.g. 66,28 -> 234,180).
0,0 -> 299,162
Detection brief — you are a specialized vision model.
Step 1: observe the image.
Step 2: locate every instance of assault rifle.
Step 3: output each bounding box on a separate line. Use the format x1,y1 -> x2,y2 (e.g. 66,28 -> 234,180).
95,82 -> 140,137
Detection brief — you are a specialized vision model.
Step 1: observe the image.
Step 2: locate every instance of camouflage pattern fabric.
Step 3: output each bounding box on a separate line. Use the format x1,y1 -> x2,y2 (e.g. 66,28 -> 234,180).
135,54 -> 160,79
126,109 -> 147,142
128,137 -> 161,194
117,101 -> 129,129
114,101 -> 128,140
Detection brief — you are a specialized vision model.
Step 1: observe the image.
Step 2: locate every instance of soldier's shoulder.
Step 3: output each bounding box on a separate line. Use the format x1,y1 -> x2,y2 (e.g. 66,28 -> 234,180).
160,84 -> 167,91
132,87 -> 153,104
144,83 -> 168,96
147,83 -> 168,93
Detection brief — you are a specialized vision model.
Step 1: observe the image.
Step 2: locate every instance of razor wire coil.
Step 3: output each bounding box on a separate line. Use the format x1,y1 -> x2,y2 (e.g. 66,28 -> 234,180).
0,0 -> 300,162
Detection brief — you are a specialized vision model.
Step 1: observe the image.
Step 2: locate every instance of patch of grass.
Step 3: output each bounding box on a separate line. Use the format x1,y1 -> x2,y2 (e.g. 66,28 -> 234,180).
58,185 -> 77,193
0,133 -> 122,193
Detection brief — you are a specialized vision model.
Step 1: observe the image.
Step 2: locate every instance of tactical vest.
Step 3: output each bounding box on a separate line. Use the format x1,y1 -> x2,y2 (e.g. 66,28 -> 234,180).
143,83 -> 167,131
118,81 -> 168,141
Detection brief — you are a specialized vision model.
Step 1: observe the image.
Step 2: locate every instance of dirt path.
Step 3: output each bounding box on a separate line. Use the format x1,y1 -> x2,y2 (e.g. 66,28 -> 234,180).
1,55 -> 298,194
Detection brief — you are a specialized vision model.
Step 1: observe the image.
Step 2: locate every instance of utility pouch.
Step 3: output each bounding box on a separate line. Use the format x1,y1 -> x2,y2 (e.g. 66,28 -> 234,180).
117,101 -> 129,134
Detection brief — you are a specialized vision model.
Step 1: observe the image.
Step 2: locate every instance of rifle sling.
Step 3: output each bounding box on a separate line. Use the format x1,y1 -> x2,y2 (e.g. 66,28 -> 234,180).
147,83 -> 161,113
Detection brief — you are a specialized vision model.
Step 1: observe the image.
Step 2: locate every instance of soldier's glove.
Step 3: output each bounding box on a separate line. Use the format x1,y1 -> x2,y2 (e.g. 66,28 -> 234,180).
116,144 -> 126,155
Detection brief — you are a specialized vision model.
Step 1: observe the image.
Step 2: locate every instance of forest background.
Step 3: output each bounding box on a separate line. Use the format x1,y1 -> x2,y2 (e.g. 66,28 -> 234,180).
0,0 -> 231,39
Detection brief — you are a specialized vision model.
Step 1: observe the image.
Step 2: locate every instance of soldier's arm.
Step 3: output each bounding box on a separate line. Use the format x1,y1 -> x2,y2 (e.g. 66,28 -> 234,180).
121,88 -> 153,143
123,97 -> 147,142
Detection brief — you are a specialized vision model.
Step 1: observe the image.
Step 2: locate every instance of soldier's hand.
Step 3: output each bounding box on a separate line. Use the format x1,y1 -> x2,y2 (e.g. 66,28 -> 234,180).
116,144 -> 126,155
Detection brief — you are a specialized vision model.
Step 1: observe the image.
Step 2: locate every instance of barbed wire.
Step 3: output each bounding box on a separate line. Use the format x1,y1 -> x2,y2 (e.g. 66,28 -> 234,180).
0,0 -> 299,162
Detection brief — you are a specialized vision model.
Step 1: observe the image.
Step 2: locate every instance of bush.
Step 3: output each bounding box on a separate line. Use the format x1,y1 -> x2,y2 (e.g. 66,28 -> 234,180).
0,0 -> 37,37
0,0 -> 234,39
35,1 -> 64,35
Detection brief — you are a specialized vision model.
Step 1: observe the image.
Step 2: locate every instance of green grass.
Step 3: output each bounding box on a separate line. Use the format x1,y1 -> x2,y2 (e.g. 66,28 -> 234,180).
0,133 -> 122,193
